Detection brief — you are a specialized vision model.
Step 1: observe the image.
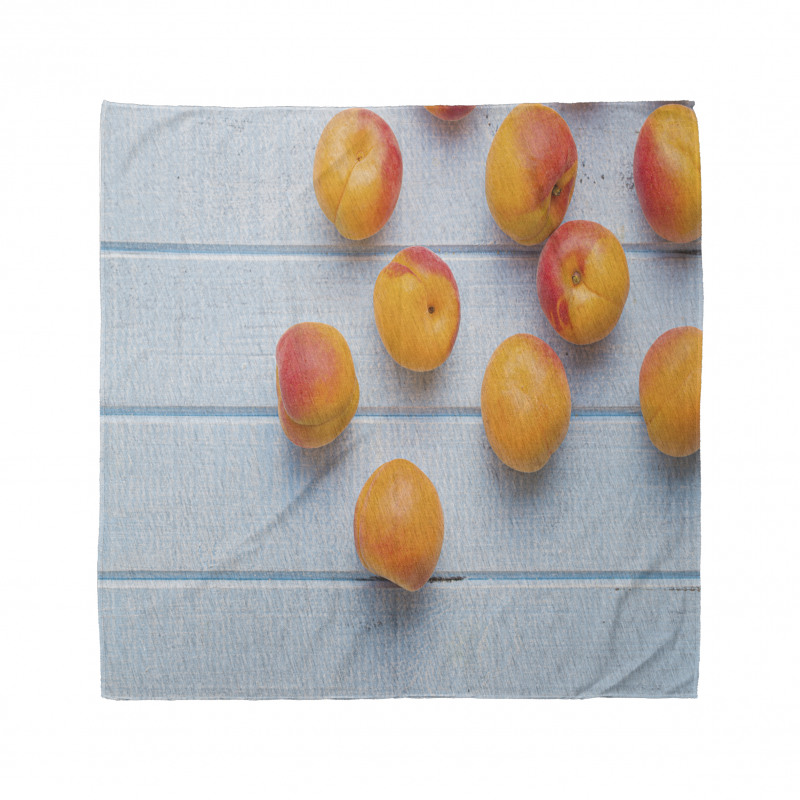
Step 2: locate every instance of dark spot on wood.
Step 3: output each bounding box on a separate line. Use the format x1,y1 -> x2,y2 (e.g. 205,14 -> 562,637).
430,576 -> 465,582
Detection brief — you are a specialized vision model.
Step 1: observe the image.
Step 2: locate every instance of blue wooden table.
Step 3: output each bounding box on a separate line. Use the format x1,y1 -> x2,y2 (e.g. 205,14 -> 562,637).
99,101 -> 701,698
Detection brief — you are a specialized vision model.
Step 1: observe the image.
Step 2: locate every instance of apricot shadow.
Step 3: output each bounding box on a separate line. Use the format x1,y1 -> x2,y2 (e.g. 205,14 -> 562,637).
353,573 -> 443,634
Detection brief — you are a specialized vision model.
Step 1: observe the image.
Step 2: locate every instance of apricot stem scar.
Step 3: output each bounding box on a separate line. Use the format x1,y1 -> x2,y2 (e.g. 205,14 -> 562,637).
428,306 -> 435,314
572,271 -> 581,285
552,185 -> 562,197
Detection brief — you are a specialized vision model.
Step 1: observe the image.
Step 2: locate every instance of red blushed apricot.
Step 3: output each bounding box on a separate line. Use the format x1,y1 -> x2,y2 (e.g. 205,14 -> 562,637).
537,220 -> 629,345
485,104 -> 578,246
354,459 -> 444,591
313,108 -> 403,240
425,105 -> 476,121
639,326 -> 702,457
373,246 -> 461,372
275,322 -> 359,448
633,104 -> 701,243
480,334 -> 572,472
277,378 -> 359,449
275,323 -> 356,426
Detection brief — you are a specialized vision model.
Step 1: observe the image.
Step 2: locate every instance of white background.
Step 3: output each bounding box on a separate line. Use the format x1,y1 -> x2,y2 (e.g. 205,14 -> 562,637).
1,1 -> 798,797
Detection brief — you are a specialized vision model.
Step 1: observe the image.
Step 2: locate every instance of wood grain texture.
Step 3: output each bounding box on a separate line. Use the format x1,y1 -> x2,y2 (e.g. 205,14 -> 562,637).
100,416 -> 699,573
101,101 -> 699,250
100,250 -> 702,410
99,581 -> 699,699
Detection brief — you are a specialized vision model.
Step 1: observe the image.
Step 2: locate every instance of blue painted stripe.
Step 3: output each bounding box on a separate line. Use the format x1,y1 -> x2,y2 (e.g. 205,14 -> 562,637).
570,408 -> 641,418
102,406 -> 279,418
98,570 -> 699,583
100,241 -> 701,258
100,406 -> 641,419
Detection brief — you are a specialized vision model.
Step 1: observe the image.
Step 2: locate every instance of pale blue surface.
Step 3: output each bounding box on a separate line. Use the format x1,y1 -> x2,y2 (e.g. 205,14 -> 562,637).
99,101 -> 702,699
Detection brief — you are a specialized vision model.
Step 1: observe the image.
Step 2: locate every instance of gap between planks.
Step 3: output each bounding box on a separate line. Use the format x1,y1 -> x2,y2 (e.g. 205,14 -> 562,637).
100,406 -> 642,418
98,570 -> 700,586
100,241 -> 702,258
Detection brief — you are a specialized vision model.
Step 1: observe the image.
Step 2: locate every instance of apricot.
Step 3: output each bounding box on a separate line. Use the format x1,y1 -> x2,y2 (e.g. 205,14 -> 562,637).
633,104 -> 701,243
313,108 -> 403,240
481,334 -> 571,472
639,326 -> 702,457
537,220 -> 629,345
485,103 -> 578,246
275,322 -> 359,448
373,246 -> 461,372
425,105 -> 476,121
354,459 -> 444,591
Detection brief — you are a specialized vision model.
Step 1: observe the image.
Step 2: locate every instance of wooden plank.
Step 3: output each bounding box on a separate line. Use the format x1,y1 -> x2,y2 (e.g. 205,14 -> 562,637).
98,580 -> 699,699
99,416 -> 699,574
100,101 -> 698,250
100,250 -> 702,410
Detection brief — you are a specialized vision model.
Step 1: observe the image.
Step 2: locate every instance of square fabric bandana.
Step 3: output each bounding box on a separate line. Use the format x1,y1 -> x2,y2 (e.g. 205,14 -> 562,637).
99,102 -> 701,699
